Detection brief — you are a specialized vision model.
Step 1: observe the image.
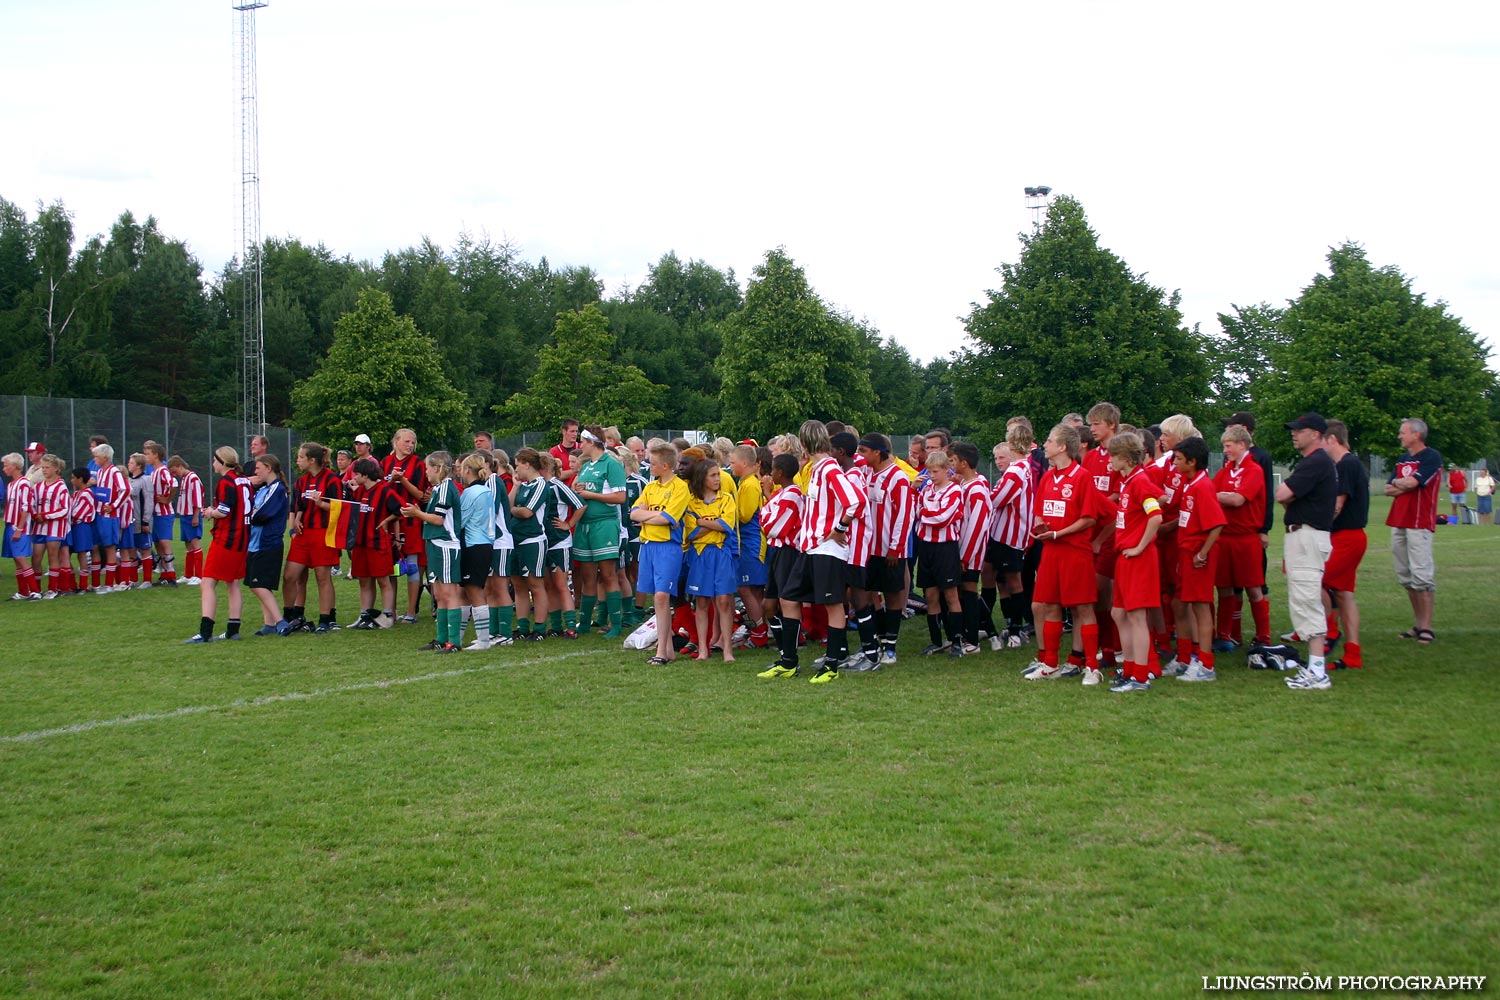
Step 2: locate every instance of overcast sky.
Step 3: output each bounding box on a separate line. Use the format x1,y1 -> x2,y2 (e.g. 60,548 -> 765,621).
3,0 -> 1497,368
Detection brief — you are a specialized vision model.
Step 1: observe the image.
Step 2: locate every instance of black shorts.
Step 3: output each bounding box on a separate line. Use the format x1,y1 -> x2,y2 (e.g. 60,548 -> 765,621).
244,546 -> 283,591
986,539 -> 1024,575
961,569 -> 981,585
865,555 -> 906,595
460,545 -> 492,588
915,539 -> 961,590
784,551 -> 845,605
844,562 -> 868,593
763,547 -> 783,603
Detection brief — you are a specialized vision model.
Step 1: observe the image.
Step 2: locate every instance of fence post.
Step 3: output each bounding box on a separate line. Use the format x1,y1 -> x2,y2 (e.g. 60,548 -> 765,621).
164,405 -> 170,456
208,415 -> 213,471
22,395 -> 28,446
70,398 -> 75,467
121,399 -> 127,456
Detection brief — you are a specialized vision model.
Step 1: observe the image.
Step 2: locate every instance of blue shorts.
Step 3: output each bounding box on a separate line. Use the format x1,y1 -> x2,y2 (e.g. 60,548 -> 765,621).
68,522 -> 96,553
638,540 -> 684,596
133,529 -> 153,551
687,543 -> 739,598
8,529 -> 33,558
179,515 -> 203,541
94,516 -> 122,548
737,546 -> 768,587
153,513 -> 177,540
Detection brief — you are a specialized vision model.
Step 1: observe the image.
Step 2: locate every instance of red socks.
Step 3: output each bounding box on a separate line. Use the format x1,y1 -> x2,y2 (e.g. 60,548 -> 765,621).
1250,599 -> 1271,644
1041,619 -> 1063,667
1081,623 -> 1100,670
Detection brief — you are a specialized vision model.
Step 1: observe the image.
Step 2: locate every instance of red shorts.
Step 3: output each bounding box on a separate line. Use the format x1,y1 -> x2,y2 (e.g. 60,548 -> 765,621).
1214,533 -> 1265,589
203,544 -> 247,582
1034,544 -> 1098,608
1157,533 -> 1179,593
1092,535 -> 1117,579
1177,545 -> 1218,603
399,528 -> 425,561
288,530 -> 341,568
351,546 -> 394,579
1113,548 -> 1161,610
1322,528 -> 1366,592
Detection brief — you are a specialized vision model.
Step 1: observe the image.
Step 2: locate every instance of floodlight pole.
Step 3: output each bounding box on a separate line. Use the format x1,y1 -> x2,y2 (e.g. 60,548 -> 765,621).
1024,185 -> 1052,229
234,1 -> 268,442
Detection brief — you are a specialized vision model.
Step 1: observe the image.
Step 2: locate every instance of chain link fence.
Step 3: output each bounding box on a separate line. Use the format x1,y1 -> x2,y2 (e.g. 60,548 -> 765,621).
0,395 -> 302,472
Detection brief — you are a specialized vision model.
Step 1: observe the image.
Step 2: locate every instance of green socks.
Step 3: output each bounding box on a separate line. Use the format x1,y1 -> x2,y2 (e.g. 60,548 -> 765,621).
579,596 -> 597,635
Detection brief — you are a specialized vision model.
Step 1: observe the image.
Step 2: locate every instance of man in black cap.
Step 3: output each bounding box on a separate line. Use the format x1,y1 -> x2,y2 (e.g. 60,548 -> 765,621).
1274,413 -> 1339,690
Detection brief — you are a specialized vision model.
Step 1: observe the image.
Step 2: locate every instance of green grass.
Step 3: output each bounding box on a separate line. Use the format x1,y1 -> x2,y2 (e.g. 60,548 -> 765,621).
3,498 -> 1498,998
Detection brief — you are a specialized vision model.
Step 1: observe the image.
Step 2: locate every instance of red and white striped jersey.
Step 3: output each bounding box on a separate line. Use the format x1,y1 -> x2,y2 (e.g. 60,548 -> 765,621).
795,457 -> 864,554
760,485 -> 803,548
5,477 -> 34,532
843,465 -> 874,567
915,478 -> 962,543
174,471 -> 204,516
958,474 -> 992,571
151,465 -> 177,516
988,458 -> 1034,549
70,488 -> 97,525
867,462 -> 916,558
34,480 -> 71,538
95,465 -> 127,518
117,487 -> 135,532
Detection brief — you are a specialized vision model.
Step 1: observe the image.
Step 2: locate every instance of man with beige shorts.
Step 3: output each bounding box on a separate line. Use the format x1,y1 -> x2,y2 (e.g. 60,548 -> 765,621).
1274,414 -> 1339,690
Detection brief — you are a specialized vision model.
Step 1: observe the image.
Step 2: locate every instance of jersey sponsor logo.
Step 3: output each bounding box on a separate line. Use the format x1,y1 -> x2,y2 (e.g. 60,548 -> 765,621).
1094,475 -> 1111,492
1115,511 -> 1126,529
1043,499 -> 1068,518
1178,509 -> 1191,527
1163,487 -> 1175,503
1060,485 -> 1073,499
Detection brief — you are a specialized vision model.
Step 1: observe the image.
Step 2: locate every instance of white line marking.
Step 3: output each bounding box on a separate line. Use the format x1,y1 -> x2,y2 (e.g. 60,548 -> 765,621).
1,648 -> 610,745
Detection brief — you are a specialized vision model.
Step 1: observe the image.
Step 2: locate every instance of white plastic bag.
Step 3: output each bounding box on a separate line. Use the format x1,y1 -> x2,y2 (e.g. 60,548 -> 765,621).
623,614 -> 658,650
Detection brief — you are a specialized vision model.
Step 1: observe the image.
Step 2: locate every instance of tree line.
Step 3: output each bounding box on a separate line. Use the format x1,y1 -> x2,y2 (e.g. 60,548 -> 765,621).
2,193 -> 1494,464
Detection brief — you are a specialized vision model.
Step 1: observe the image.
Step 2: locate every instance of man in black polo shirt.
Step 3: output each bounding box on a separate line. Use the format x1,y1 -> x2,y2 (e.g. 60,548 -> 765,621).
1274,413 -> 1339,690
1323,420 -> 1369,670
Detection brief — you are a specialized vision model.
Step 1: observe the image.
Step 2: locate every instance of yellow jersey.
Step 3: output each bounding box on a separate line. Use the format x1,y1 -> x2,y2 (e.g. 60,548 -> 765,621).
634,476 -> 691,544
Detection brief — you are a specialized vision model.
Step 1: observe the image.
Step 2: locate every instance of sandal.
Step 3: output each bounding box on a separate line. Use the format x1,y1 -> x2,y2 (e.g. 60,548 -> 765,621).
1398,628 -> 1420,639
646,655 -> 672,665
1415,628 -> 1435,645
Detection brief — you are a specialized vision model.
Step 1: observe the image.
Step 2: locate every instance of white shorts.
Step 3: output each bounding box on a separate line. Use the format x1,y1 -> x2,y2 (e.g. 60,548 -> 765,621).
1284,527 -> 1332,640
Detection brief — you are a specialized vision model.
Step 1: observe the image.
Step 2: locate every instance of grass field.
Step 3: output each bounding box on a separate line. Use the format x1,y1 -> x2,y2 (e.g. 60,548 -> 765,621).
2,498 -> 1497,998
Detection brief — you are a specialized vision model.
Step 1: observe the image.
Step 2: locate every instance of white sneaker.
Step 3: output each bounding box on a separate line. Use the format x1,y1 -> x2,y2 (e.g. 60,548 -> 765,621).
1057,663 -> 1083,678
42,591 -> 59,600
962,642 -> 980,655
136,581 -> 153,590
1160,657 -> 1188,677
183,576 -> 201,585
1177,660 -> 1217,682
1021,658 -> 1048,677
1024,664 -> 1063,680
989,634 -> 1004,652
465,638 -> 493,651
1286,669 -> 1331,690
881,648 -> 898,666
1081,668 -> 1103,686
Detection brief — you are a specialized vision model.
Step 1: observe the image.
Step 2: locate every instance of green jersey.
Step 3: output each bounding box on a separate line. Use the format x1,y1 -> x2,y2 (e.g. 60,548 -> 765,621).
575,453 -> 626,522
623,472 -> 648,540
544,477 -> 584,547
510,477 -> 547,543
421,478 -> 460,543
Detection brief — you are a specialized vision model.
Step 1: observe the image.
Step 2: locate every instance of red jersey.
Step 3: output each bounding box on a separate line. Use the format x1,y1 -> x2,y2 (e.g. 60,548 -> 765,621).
867,462 -> 915,558
174,471 -> 204,516
1448,468 -> 1467,493
1176,471 -> 1227,548
382,452 -> 429,541
210,474 -> 254,552
95,465 -> 127,518
1114,467 -> 1162,551
958,475 -> 992,571
34,480 -> 70,538
1386,447 -> 1442,530
1213,452 -> 1264,535
760,485 -> 803,548
1082,445 -> 1122,500
915,479 -> 962,543
5,477 -> 34,532
1033,461 -> 1114,552
293,469 -> 346,533
150,465 -> 177,517
70,488 -> 97,526
353,480 -> 403,550
842,466 -> 874,567
988,458 -> 1033,550
795,456 -> 864,554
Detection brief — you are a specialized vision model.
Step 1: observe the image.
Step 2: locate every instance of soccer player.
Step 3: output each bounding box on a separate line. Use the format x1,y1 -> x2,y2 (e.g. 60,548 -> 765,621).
335,449 -> 354,483
168,455 -> 205,585
729,444 -> 769,649
90,444 -> 126,592
915,450 -> 965,659
1083,402 -> 1123,668
1275,414 -> 1340,690
122,453 -> 154,588
541,453 -> 585,637
756,453 -> 806,678
185,447 -> 254,643
572,427 -> 628,638
283,442 -> 344,634
828,432 -> 881,669
631,442 -> 691,665
620,448 -> 649,628
1384,418 -> 1442,643
245,454 -> 290,635
1171,436 -> 1226,682
684,459 -> 739,663
403,451 -> 463,654
1106,433 -> 1163,692
1150,415 -> 1200,674
1025,424 -> 1113,683
986,425 -> 1034,648
857,433 -> 915,666
508,449 -> 552,642
456,452 -> 496,648
145,441 -> 179,586
4,453 -> 38,600
1322,420 -> 1369,670
1214,424 -> 1272,649
33,455 -> 71,598
477,451 -> 517,647
550,418 -> 583,486
951,441 -> 993,653
1224,412 -> 1276,645
383,428 -> 430,622
66,467 -> 96,596
343,457 -> 402,630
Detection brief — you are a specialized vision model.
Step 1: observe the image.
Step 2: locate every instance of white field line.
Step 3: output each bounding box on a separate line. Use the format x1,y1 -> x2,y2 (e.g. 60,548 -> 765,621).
1,648 -> 612,746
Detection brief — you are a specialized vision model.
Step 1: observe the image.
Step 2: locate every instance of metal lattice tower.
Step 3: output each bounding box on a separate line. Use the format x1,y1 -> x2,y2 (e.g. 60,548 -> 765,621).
234,1 -> 267,439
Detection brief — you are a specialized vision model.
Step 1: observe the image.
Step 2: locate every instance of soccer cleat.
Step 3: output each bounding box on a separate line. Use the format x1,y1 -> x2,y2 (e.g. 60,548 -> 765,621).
1109,678 -> 1152,693
1286,669 -> 1331,690
560,629 -> 579,640
253,625 -> 279,636
182,634 -> 216,644
1057,664 -> 1083,678
213,632 -> 242,641
42,591 -> 58,600
947,643 -> 965,659
522,631 -> 545,642
314,623 -> 335,635
160,578 -> 177,588
881,647 -> 898,666
1081,668 -> 1103,686
920,642 -> 951,656
1021,658 -> 1049,677
1177,661 -> 1217,682
1024,664 -> 1062,681
398,615 -> 418,625
962,642 -> 980,655
989,634 -> 1004,652
9,592 -> 31,601
135,581 -> 153,590
182,576 -> 201,585
1211,638 -> 1237,653
418,639 -> 443,650
465,638 -> 493,651
808,665 -> 839,684
757,662 -> 799,679
843,652 -> 879,672
1160,657 -> 1188,677
491,635 -> 514,645
274,619 -> 293,636
349,620 -> 374,631
26,592 -> 41,601
437,642 -> 462,654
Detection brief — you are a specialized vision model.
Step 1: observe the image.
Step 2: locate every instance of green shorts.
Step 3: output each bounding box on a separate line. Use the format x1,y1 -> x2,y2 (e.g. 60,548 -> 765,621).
425,541 -> 461,585
624,536 -> 641,565
574,518 -> 621,562
490,545 -> 514,578
546,545 -> 572,574
512,538 -> 546,578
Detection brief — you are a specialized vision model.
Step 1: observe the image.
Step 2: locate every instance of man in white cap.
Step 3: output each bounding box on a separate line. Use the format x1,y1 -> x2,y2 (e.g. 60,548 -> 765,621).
353,434 -> 374,464
24,442 -> 46,485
